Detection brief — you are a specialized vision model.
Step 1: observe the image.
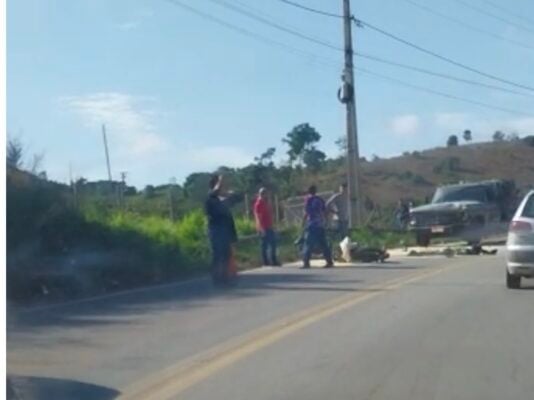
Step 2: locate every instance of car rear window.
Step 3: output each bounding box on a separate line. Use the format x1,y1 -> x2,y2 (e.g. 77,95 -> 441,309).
522,195 -> 534,218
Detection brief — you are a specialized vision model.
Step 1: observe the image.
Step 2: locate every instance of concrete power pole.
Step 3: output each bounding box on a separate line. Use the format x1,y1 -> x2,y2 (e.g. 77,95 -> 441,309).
102,124 -> 113,182
341,0 -> 362,228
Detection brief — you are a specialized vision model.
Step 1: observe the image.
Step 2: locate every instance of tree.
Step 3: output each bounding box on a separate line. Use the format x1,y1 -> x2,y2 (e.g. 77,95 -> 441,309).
124,187 -> 137,196
463,129 -> 472,142
6,138 -> 23,169
506,132 -> 520,142
335,136 -> 347,153
283,123 -> 321,164
493,130 -> 505,142
29,152 -> 45,175
302,148 -> 326,171
523,135 -> 534,147
447,135 -> 459,147
254,147 -> 276,167
183,172 -> 212,201
143,185 -> 155,198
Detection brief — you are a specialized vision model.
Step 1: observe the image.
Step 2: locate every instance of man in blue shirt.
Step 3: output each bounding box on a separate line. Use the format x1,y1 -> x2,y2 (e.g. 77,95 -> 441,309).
302,185 -> 334,269
205,175 -> 238,285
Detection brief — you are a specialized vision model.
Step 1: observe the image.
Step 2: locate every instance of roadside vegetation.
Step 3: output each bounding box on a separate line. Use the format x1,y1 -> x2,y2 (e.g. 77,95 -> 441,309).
6,131 -> 534,303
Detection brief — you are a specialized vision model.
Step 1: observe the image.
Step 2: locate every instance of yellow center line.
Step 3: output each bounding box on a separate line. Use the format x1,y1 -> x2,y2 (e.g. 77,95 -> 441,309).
119,260 -> 468,400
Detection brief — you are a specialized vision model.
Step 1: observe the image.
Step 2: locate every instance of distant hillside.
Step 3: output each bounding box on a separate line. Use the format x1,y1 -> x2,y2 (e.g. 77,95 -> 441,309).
310,140 -> 534,209
8,139 -> 533,224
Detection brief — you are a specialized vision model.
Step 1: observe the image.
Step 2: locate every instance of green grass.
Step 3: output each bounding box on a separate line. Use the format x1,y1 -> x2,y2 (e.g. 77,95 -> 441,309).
350,228 -> 415,249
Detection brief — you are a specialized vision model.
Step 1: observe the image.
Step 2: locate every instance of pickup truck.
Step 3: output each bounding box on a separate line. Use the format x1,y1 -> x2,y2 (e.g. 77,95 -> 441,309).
409,180 -> 516,246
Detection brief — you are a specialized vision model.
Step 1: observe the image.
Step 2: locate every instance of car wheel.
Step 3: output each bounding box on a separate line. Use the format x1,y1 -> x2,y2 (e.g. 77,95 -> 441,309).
506,269 -> 521,289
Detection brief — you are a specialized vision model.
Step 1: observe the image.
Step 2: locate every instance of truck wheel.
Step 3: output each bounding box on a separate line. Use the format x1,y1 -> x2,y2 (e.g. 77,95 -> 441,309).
416,232 -> 431,247
506,269 -> 521,289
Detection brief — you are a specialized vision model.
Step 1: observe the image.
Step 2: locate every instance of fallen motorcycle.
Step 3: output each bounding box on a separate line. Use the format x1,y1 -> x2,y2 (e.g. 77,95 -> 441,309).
295,234 -> 389,263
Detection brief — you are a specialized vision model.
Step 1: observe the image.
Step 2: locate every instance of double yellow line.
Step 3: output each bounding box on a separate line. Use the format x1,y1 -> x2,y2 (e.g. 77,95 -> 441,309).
119,261 -> 465,400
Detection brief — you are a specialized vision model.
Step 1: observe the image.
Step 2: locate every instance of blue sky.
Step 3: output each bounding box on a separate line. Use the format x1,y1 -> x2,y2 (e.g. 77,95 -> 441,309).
7,0 -> 534,187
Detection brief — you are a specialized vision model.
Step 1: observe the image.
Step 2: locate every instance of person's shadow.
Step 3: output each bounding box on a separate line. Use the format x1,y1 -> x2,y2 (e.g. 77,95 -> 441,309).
7,375 -> 119,400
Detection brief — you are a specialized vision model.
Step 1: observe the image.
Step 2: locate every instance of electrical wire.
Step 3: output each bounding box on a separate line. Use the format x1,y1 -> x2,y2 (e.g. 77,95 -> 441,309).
482,0 -> 534,28
354,18 -> 534,92
356,67 -> 532,116
454,0 -> 534,35
207,0 -> 343,51
400,0 -> 534,51
164,0 -> 340,69
163,0 -> 532,116
279,0 -> 534,91
210,0 -> 533,96
355,52 -> 534,98
276,0 -> 343,19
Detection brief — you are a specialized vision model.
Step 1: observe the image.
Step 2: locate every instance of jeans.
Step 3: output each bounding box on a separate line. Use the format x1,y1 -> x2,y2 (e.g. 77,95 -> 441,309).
260,228 -> 279,265
334,219 -> 349,240
302,225 -> 333,267
209,230 -> 231,283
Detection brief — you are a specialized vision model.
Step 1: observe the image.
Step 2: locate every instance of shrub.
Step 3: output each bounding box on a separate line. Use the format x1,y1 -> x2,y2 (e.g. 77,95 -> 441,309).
412,174 -> 431,186
234,216 -> 257,236
176,209 -> 208,262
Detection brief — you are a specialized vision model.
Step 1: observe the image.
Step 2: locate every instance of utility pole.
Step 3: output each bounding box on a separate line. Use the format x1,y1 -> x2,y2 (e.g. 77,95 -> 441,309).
102,124 -> 113,182
341,0 -> 362,228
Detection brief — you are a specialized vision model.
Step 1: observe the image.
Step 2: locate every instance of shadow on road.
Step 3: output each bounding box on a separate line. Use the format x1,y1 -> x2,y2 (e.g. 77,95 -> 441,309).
333,263 -> 419,270
8,264 -> 421,333
7,375 -> 120,400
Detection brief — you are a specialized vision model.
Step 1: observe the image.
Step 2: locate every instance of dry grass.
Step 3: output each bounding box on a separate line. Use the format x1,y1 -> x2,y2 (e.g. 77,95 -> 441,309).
297,141 -> 534,209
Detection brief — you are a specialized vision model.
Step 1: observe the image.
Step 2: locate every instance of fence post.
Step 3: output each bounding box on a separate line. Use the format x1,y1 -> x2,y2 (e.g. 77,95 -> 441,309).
244,193 -> 250,219
275,194 -> 280,225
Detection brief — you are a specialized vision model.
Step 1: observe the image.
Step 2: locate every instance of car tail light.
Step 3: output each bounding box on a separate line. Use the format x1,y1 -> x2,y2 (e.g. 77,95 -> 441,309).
509,220 -> 532,232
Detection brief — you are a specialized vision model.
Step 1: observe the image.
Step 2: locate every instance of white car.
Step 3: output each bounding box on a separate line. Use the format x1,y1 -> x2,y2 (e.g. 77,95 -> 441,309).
506,190 -> 534,288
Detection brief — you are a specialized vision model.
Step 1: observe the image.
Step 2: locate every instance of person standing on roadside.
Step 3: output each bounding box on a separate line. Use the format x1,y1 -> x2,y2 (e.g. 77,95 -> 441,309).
204,175 -> 238,285
253,187 -> 281,267
326,183 -> 349,240
302,185 -> 334,269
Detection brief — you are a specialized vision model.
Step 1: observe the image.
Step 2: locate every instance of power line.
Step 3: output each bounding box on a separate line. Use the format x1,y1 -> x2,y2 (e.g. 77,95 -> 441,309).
207,0 -> 343,51
163,0 -> 531,115
356,67 -> 532,117
354,18 -> 534,92
400,0 -> 534,51
276,0 -> 343,19
454,0 -> 534,35
163,0 -> 340,69
356,52 -> 534,98
206,0 -> 533,97
482,0 -> 534,28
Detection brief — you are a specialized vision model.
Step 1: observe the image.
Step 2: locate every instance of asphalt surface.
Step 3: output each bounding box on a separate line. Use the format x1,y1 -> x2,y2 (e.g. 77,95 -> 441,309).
7,251 -> 534,400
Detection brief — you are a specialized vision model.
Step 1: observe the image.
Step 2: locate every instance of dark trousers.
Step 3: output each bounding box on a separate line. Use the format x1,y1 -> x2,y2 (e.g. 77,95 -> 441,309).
334,219 -> 349,240
303,225 -> 333,266
260,228 -> 278,265
209,230 -> 231,283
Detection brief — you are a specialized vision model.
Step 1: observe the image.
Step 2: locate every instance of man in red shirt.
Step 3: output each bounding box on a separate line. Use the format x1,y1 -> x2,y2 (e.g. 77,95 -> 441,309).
253,187 -> 280,266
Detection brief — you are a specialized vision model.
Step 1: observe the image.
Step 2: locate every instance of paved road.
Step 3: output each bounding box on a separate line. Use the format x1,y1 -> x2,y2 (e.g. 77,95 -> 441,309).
7,252 -> 534,400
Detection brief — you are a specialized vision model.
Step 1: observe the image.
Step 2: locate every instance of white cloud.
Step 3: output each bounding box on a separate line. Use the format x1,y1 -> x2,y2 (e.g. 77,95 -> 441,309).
433,112 -> 534,140
389,114 -> 420,137
182,145 -> 254,169
60,92 -> 167,157
118,21 -> 139,31
502,117 -> 534,133
116,7 -> 154,31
